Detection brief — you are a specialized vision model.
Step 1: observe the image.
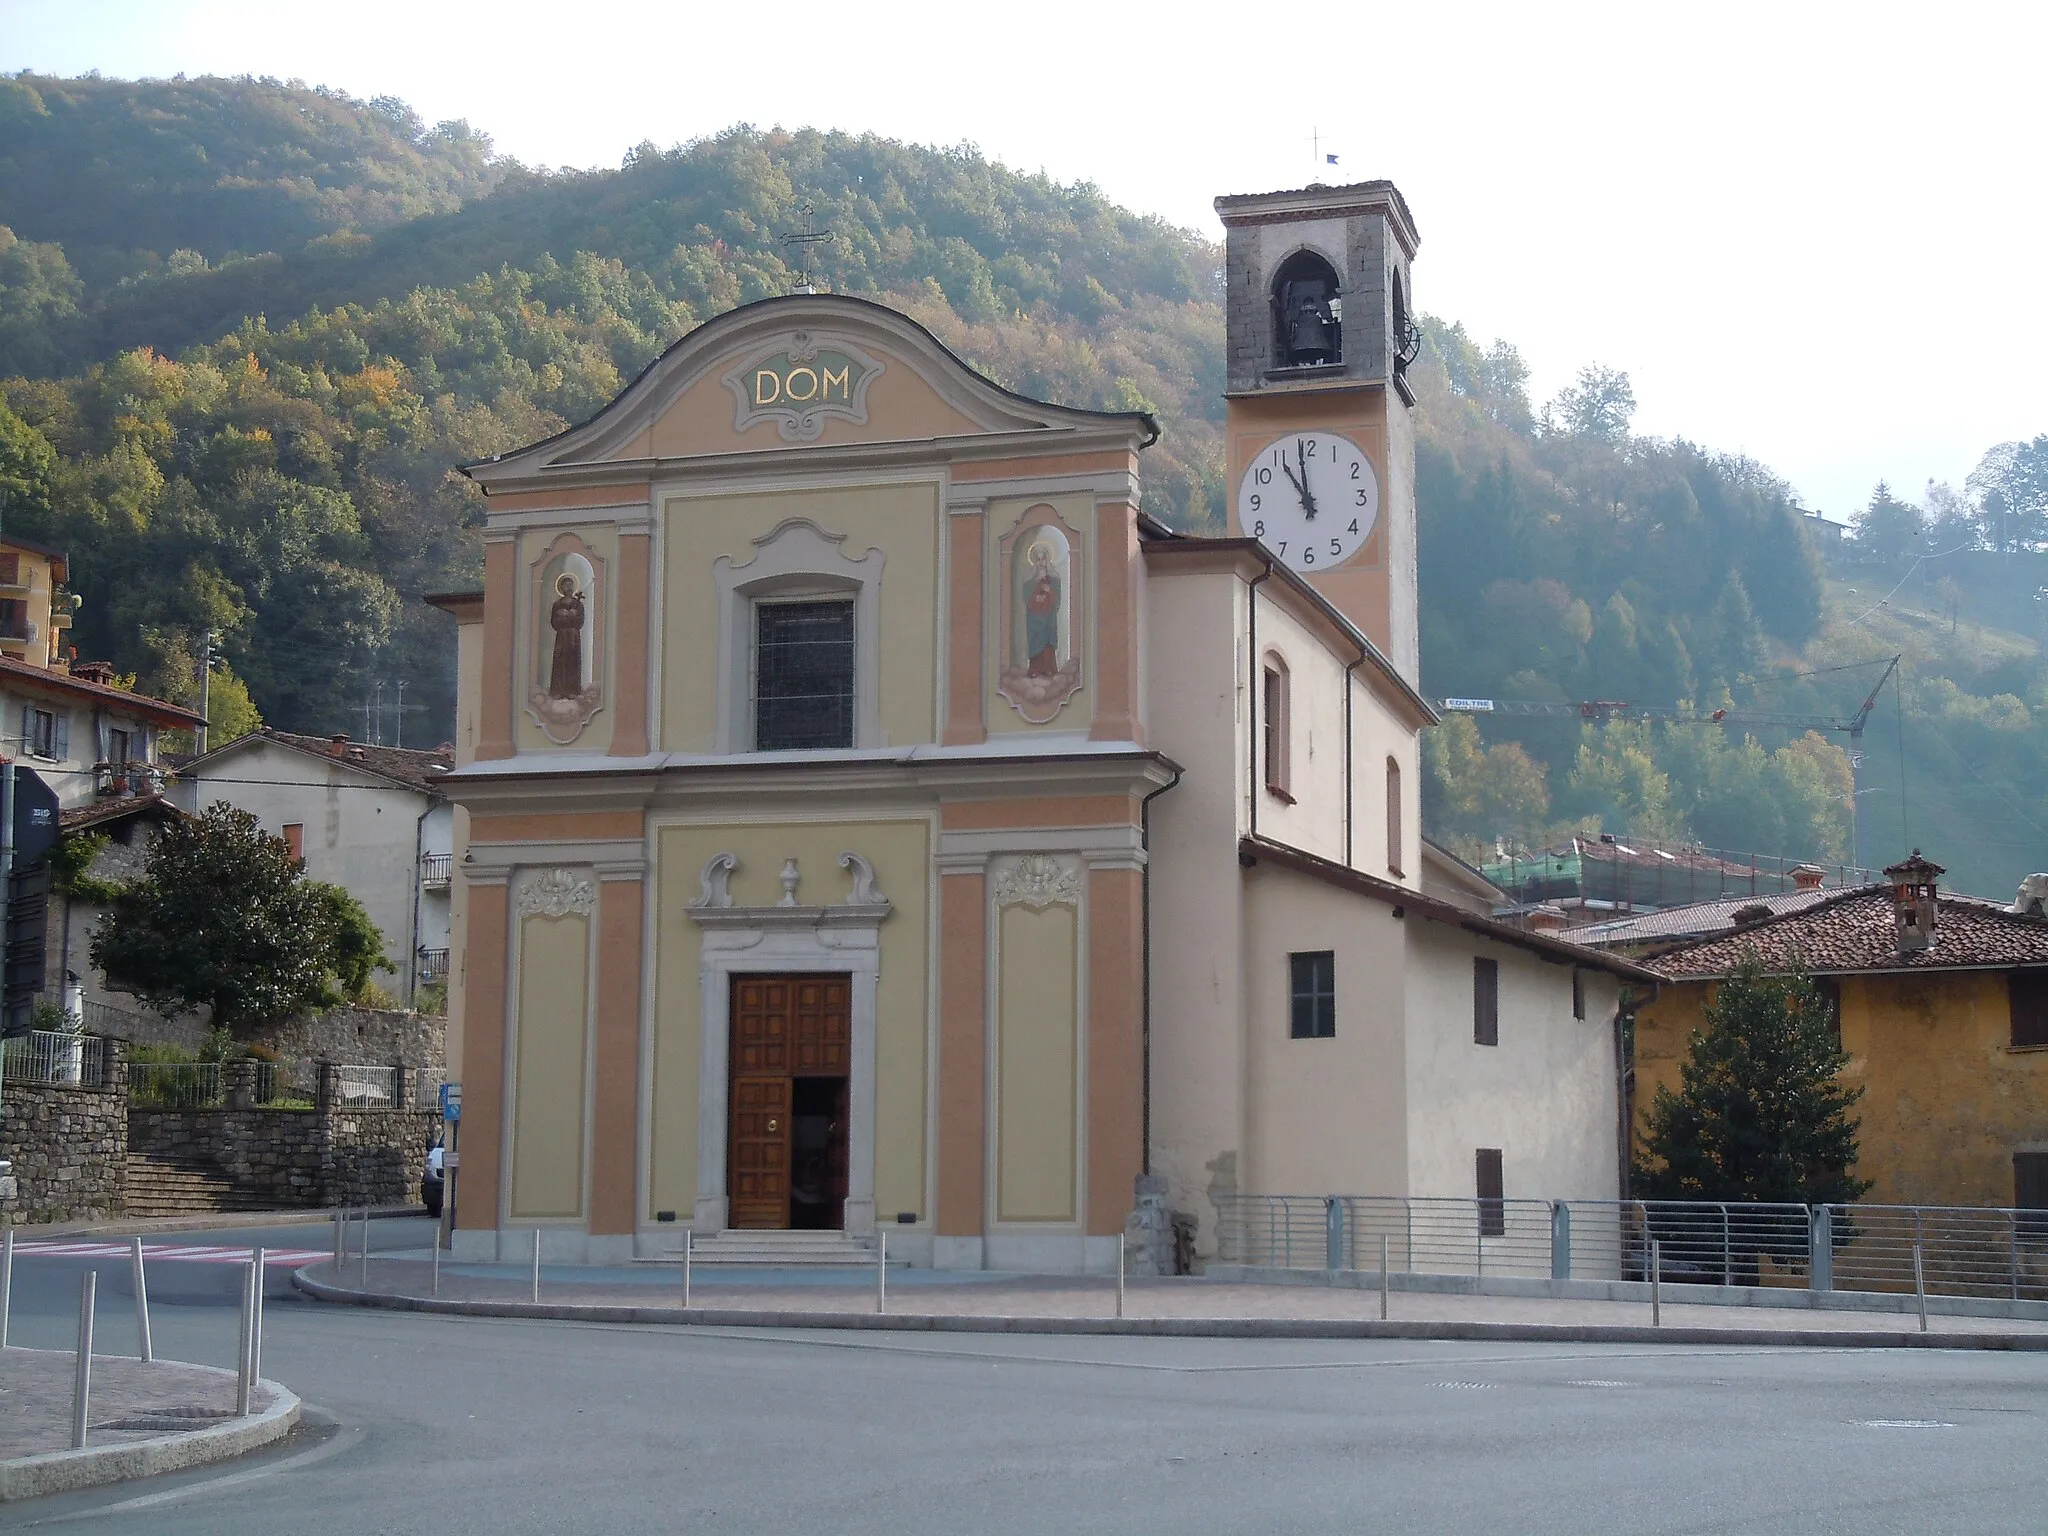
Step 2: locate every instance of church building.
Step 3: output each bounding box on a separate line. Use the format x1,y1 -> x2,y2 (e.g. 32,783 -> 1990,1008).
437,179 -> 1653,1271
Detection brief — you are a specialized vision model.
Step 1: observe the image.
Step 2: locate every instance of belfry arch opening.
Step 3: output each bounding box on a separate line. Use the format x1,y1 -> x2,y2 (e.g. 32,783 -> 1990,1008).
1271,250 -> 1343,369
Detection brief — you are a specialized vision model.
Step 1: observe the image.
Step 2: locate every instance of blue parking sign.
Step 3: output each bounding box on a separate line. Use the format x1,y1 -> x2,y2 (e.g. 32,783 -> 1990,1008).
440,1082 -> 462,1122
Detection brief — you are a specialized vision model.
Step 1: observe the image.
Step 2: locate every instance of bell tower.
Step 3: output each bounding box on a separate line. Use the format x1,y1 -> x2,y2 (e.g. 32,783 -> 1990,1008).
1215,181 -> 1421,684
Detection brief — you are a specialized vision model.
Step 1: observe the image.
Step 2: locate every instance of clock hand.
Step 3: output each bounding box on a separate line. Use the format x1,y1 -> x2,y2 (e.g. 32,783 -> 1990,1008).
1295,440 -> 1319,520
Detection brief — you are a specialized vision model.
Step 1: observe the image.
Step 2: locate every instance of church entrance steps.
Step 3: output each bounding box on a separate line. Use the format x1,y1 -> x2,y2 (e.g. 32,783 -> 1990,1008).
122,1154 -> 285,1219
638,1229 -> 900,1267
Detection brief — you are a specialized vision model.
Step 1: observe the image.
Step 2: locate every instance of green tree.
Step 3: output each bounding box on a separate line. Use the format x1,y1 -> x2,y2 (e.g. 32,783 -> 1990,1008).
1851,480 -> 1924,565
90,802 -> 391,1035
1545,364 -> 1636,443
1636,957 -> 1869,1211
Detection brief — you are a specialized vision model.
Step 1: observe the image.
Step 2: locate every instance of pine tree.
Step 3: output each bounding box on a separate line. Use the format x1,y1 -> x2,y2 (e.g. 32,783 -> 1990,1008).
1637,956 -> 1870,1207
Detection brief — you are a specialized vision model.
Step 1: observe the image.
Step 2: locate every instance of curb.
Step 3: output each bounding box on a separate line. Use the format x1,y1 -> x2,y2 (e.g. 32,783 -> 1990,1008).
0,1365 -> 301,1503
290,1268 -> 2048,1351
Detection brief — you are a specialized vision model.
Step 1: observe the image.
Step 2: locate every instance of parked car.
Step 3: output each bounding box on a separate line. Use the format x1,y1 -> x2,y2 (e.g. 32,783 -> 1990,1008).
422,1143 -> 444,1217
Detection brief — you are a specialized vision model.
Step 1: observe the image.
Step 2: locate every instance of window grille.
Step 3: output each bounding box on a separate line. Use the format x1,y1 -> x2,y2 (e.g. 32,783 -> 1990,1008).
754,598 -> 856,751
1289,950 -> 1335,1039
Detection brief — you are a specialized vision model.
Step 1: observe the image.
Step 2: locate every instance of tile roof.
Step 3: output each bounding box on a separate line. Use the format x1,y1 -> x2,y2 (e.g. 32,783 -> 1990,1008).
60,791 -> 182,832
187,729 -> 454,794
1649,886 -> 2048,979
0,654 -> 208,728
1573,889 -> 1837,948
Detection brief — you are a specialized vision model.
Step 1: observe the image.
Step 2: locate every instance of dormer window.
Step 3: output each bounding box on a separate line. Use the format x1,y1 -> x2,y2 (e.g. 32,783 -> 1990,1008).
1271,251 -> 1343,370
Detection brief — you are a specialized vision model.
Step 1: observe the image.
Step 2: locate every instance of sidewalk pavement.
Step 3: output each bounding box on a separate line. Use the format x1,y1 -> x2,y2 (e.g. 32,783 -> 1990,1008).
296,1252 -> 2048,1348
0,1348 -> 299,1501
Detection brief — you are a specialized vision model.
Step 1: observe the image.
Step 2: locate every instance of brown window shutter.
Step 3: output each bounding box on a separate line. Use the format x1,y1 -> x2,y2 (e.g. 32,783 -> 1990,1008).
2011,973 -> 2048,1049
2018,1152 -> 2048,1211
1474,957 -> 1499,1046
1476,1148 -> 1505,1236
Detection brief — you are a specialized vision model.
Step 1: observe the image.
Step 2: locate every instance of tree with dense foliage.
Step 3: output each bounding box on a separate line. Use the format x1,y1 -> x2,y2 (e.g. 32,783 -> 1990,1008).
90,803 -> 391,1035
1636,957 -> 1869,1209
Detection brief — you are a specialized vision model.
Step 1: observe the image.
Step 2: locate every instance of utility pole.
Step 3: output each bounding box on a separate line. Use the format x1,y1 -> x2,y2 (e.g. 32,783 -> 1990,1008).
361,696 -> 373,744
197,630 -> 214,755
372,680 -> 384,747
394,680 -> 408,749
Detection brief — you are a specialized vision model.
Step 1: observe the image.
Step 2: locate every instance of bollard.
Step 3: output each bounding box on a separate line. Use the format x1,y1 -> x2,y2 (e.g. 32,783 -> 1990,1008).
1914,1240 -> 1929,1333
1651,1240 -> 1662,1327
72,1270 -> 96,1449
432,1223 -> 442,1298
682,1229 -> 692,1309
250,1247 -> 266,1394
876,1230 -> 887,1315
358,1210 -> 370,1288
1550,1202 -> 1573,1283
1,1225 -> 13,1348
235,1259 -> 255,1416
531,1228 -> 542,1304
130,1235 -> 153,1363
333,1207 -> 344,1269
1380,1234 -> 1390,1321
1117,1234 -> 1126,1320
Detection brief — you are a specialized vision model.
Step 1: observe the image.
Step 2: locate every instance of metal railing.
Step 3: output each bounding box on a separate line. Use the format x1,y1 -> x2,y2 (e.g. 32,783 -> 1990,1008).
413,1065 -> 447,1108
332,1064 -> 400,1108
254,1061 -> 316,1106
1,1030 -> 108,1086
419,854 -> 452,888
79,998 -> 158,1037
129,1061 -> 223,1109
1212,1193 -> 2048,1302
417,948 -> 450,981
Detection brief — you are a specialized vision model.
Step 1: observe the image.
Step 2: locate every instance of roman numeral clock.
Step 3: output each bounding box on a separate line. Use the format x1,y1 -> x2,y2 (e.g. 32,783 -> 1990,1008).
1236,430 -> 1378,572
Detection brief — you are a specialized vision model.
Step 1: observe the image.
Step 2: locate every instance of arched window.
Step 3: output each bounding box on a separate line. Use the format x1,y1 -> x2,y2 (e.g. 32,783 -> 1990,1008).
1262,655 -> 1292,800
1270,250 -> 1343,369
1386,755 -> 1404,876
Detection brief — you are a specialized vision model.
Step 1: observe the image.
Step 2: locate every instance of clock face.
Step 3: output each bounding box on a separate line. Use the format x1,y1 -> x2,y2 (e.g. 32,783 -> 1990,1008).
1236,431 -> 1379,573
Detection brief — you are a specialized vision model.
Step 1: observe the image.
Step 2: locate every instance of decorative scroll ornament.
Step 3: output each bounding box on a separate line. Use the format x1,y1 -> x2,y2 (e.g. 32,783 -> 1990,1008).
691,853 -> 738,909
992,853 -> 1082,909
518,867 -> 595,919
724,332 -> 886,443
838,851 -> 887,906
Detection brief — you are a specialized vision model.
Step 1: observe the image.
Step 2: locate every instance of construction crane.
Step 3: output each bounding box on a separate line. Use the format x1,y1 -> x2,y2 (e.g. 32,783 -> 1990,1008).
1440,653 -> 1904,868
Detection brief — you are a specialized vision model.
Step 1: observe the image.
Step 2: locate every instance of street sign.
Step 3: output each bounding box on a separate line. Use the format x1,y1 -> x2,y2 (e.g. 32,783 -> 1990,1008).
10,768 -> 58,867
440,1082 -> 461,1122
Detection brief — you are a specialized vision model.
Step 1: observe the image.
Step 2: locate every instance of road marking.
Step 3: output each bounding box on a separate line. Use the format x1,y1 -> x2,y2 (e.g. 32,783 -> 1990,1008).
1858,1419 -> 1957,1428
1567,1379 -> 1637,1387
13,1241 -> 330,1266
1428,1381 -> 1500,1389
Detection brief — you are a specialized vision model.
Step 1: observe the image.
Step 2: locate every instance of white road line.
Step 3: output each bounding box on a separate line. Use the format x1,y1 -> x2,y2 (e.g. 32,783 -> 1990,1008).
13,1242 -> 329,1265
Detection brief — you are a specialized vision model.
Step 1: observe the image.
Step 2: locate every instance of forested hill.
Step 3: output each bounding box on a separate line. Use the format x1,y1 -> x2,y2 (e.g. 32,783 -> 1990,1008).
0,74 -> 2041,896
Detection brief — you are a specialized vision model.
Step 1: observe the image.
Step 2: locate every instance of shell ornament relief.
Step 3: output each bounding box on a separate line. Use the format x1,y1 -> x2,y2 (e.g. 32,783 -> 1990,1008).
992,854 -> 1083,909
517,868 -> 596,920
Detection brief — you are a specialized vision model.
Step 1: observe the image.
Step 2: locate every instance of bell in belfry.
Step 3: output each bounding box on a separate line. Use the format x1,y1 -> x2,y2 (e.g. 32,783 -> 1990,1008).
1281,275 -> 1338,366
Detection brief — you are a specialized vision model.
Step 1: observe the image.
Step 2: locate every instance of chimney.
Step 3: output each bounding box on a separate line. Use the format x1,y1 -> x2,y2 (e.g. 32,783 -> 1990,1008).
328,734 -> 348,759
1526,903 -> 1570,934
1791,864 -> 1826,892
1884,850 -> 1944,955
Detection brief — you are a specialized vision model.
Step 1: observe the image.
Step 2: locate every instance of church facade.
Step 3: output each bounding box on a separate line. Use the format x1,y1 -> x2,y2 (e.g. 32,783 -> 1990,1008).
438,181 -> 1652,1271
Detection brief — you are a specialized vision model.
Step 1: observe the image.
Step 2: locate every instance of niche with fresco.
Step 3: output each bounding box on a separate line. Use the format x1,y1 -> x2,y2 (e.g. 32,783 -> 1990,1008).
527,533 -> 606,744
997,506 -> 1084,724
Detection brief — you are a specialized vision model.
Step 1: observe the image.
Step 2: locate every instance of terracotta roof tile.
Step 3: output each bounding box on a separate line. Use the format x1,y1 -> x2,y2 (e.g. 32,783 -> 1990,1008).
1574,889 -> 1837,947
1650,887 -> 2048,979
185,729 -> 454,794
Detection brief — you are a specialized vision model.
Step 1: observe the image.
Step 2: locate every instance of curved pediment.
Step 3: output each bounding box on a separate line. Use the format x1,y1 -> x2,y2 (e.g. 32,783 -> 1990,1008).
464,294 -> 1154,488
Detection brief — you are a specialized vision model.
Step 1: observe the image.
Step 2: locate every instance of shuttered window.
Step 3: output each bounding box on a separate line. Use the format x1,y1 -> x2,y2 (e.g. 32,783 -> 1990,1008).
1385,757 -> 1403,876
2010,973 -> 2048,1049
1474,957 -> 1499,1046
1476,1148 -> 1505,1237
2017,1154 -> 2048,1245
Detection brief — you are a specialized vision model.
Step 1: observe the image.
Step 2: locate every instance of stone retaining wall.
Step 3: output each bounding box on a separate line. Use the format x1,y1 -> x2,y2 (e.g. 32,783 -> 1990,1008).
0,1049 -> 129,1225
128,1103 -> 436,1211
90,1002 -> 445,1071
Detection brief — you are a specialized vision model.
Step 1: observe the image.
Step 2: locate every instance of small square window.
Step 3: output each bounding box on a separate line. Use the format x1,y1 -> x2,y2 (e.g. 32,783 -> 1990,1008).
754,598 -> 855,751
1289,951 -> 1335,1039
281,823 -> 304,862
1474,957 -> 1499,1046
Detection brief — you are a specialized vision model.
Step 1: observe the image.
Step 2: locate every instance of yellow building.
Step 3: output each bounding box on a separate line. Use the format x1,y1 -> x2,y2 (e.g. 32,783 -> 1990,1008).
438,182 -> 1651,1271
1636,853 -> 2048,1211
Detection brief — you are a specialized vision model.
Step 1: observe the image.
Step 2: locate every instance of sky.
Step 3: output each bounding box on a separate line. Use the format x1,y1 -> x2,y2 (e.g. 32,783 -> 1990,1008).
3,0 -> 2043,520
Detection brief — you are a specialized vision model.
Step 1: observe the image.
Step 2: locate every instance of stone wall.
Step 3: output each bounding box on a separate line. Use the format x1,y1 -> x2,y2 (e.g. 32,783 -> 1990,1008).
80,1000 -> 445,1071
0,1051 -> 129,1226
128,1103 -> 436,1211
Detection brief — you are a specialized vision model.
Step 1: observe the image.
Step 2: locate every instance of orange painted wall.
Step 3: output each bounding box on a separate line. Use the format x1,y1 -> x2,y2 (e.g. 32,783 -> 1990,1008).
936,872 -> 987,1235
588,878 -> 645,1237
1087,866 -> 1145,1235
454,880 -> 508,1230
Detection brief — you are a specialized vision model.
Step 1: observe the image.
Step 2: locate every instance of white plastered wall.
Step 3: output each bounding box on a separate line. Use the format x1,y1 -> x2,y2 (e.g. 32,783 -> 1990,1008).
1403,924 -> 1622,1202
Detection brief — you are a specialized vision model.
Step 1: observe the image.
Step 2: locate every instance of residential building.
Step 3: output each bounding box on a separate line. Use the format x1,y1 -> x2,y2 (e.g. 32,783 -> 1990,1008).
435,178 -> 1650,1270
172,729 -> 455,1003
1635,852 -> 2048,1210
0,535 -> 204,811
1485,836 -> 1854,925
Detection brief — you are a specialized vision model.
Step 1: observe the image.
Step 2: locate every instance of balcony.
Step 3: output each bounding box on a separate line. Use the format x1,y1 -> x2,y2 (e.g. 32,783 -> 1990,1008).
419,853 -> 452,889
418,947 -> 450,981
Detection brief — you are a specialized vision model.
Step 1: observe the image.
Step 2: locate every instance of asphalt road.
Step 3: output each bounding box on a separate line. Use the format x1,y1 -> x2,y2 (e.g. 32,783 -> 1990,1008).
4,1218 -> 2047,1534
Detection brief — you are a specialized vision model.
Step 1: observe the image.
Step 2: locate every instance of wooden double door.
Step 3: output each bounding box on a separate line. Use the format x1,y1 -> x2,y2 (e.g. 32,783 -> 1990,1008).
728,974 -> 852,1230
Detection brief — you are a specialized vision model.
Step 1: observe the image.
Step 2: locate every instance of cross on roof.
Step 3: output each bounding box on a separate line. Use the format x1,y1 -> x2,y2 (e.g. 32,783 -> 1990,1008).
779,200 -> 836,294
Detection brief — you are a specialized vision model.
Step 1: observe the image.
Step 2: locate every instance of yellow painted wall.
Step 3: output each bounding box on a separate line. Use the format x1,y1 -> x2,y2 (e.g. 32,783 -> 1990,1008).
993,901 -> 1080,1222
984,494 -> 1095,735
1635,972 -> 2048,1207
647,817 -> 932,1223
514,523 -> 620,755
659,483 -> 939,751
509,909 -> 590,1218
